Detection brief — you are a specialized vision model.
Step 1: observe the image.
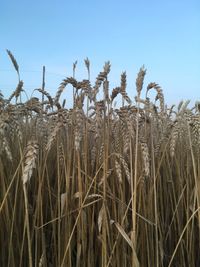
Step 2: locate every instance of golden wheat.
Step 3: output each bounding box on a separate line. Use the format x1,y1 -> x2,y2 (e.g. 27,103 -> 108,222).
0,51 -> 200,267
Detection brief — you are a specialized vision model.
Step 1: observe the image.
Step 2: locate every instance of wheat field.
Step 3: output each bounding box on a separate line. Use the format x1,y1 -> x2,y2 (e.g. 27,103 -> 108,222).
0,50 -> 200,267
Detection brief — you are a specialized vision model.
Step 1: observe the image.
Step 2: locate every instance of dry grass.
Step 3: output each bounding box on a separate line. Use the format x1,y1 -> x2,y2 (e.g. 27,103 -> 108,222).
0,51 -> 200,266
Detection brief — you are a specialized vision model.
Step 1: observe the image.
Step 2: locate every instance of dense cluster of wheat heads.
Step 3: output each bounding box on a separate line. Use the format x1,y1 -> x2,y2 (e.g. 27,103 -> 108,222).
1,51 -> 200,267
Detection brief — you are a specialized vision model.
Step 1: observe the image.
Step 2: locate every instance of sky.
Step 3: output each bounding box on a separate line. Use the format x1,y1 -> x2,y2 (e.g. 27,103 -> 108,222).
0,0 -> 200,107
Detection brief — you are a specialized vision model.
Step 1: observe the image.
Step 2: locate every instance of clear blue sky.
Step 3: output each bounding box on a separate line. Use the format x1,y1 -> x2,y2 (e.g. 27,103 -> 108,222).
0,0 -> 200,107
